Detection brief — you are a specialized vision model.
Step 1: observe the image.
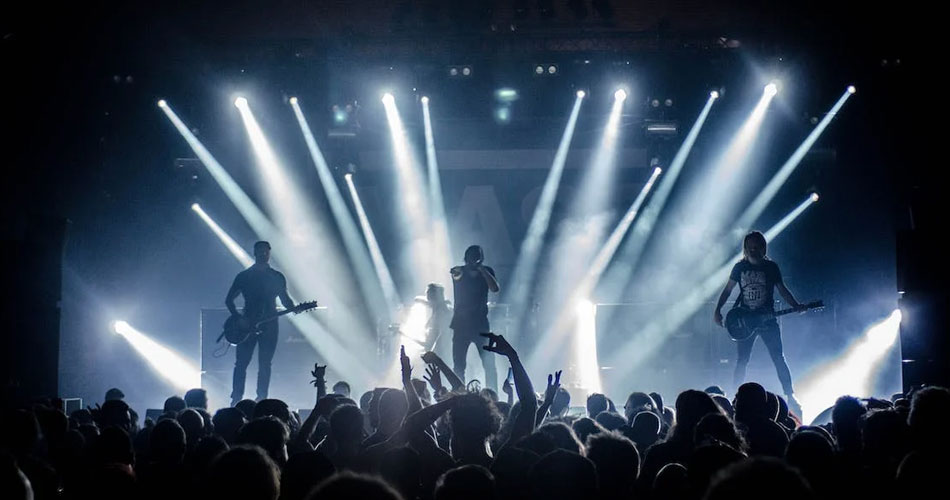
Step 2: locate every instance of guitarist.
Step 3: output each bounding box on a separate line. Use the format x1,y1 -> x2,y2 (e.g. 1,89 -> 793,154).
225,241 -> 296,406
713,231 -> 806,410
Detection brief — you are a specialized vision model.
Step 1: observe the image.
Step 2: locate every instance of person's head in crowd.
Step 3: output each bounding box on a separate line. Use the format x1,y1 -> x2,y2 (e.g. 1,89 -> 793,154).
100,399 -> 133,432
786,429 -> 835,496
712,395 -> 735,419
550,387 -> 571,417
480,388 -> 499,403
587,393 -> 609,418
669,390 -> 722,444
908,385 -> 950,451
104,387 -> 125,402
376,389 -> 410,436
359,391 -> 375,411
649,392 -> 665,411
164,396 -> 186,415
687,443 -> 746,497
694,413 -> 744,451
490,448 -> 539,500
623,392 -> 657,422
150,419 -> 186,465
34,405 -> 68,444
586,431 -> 639,498
184,388 -> 208,410
571,417 -> 605,445
594,411 -> 627,431
254,399 -> 292,427
280,451 -> 336,500
863,408 -> 910,466
329,404 -> 366,448
332,381 -> 351,398
515,430 -> 557,457
95,425 -> 134,466
538,422 -> 584,455
704,457 -> 814,500
734,383 -> 769,422
190,435 -> 228,475
654,462 -> 689,500
705,386 -> 726,397
436,465 -> 496,500
238,416 -> 290,467
0,454 -> 33,500
528,449 -> 598,500
206,445 -> 280,500
831,395 -> 866,454
235,399 -> 257,419
379,447 -> 422,500
449,393 -> 503,463
177,408 -> 205,448
212,407 -> 247,445
305,472 -> 403,500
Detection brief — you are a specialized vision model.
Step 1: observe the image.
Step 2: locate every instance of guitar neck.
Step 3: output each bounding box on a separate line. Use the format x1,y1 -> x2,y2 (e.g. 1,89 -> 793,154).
774,302 -> 821,318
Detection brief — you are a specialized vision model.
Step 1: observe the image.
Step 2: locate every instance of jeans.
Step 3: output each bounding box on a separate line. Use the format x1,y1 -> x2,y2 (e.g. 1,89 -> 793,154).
733,320 -> 794,395
231,321 -> 278,403
452,329 -> 497,391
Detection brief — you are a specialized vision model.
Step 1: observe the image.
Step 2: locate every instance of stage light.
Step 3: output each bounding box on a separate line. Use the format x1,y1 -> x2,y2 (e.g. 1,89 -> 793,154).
190,202 -> 199,211
548,65 -> 558,75
157,99 -> 167,108
575,299 -> 603,393
381,93 -> 394,104
421,96 -> 429,104
664,99 -> 673,107
344,172 -> 353,180
811,192 -> 820,202
234,96 -> 248,108
535,65 -> 545,75
462,66 -> 472,76
496,88 -> 519,102
112,320 -> 201,391
710,90 -> 720,99
615,89 -> 627,101
765,82 -> 778,96
577,90 -> 586,98
289,96 -> 298,105
848,85 -> 857,94
449,67 -> 459,76
494,106 -> 511,123
651,98 -> 660,108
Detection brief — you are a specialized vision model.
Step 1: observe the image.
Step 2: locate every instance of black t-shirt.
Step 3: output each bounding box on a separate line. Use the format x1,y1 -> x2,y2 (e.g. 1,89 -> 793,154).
230,265 -> 288,319
729,259 -> 782,311
450,265 -> 495,332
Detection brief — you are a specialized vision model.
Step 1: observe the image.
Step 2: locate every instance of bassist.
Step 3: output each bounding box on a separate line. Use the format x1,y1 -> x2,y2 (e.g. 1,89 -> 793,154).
225,241 -> 295,406
714,231 -> 805,410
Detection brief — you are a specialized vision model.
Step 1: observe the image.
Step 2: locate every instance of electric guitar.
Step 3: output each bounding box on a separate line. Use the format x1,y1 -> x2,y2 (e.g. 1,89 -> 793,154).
220,301 -> 318,345
725,300 -> 824,341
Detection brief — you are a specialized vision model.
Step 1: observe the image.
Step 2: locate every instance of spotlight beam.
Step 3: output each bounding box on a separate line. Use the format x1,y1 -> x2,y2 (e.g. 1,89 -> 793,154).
421,97 -> 454,302
290,99 -> 395,318
605,194 -> 819,379
113,321 -> 201,390
734,87 -> 854,232
598,93 -> 718,300
797,309 -> 902,423
345,174 -> 401,318
192,204 -> 254,268
506,93 -> 585,336
531,167 -> 663,366
575,300 -> 602,394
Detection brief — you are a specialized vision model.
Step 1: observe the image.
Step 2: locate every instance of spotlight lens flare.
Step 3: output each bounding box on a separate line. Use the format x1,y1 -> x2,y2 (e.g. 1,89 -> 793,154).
764,83 -> 778,96
191,203 -> 200,211
811,192 -> 820,202
577,90 -> 586,98
710,90 -> 719,99
421,96 -> 429,104
157,99 -> 167,108
381,93 -> 395,104
344,172 -> 353,180
848,85 -> 857,94
113,320 -> 130,335
614,89 -> 627,101
234,97 -> 248,108
289,96 -> 298,104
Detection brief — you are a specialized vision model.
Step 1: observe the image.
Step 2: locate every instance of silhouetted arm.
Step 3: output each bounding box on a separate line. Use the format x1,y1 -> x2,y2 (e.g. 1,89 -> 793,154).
422,351 -> 464,391
225,275 -> 242,316
478,265 -> 500,293
277,273 -> 295,310
535,371 -> 562,426
714,279 -> 737,326
401,346 -> 423,414
482,333 -> 537,448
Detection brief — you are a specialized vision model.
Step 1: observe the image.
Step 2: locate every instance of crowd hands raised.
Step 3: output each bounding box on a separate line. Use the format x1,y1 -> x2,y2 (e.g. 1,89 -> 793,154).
3,332 -> 950,500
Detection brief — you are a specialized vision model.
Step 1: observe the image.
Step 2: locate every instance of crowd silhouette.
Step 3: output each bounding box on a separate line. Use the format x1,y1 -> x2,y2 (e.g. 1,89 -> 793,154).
3,332 -> 948,499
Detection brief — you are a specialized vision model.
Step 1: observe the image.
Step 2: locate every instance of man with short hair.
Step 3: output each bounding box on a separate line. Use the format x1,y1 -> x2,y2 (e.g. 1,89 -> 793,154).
226,241 -> 296,406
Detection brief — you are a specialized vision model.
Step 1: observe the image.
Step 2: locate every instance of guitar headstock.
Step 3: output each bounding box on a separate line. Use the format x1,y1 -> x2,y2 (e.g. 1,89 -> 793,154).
294,301 -> 319,313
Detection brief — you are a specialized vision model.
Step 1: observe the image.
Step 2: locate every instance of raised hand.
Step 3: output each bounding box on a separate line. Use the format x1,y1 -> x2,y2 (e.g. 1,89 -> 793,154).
421,351 -> 440,365
502,376 -> 513,398
543,370 -> 562,406
310,363 -> 327,386
400,345 -> 412,379
481,332 -> 517,358
423,364 -> 444,394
